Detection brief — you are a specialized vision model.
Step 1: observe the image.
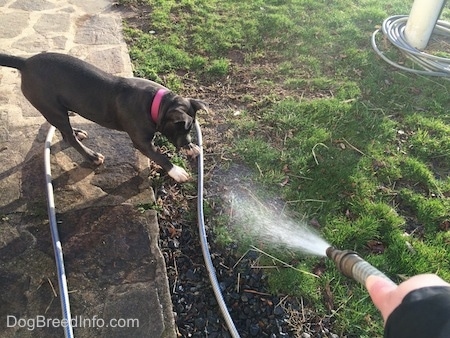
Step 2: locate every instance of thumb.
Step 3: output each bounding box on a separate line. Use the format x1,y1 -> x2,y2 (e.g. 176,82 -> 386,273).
366,275 -> 398,322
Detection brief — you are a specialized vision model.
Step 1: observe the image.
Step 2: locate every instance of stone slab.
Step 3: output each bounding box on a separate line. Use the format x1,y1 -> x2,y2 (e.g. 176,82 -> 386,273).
0,0 -> 176,337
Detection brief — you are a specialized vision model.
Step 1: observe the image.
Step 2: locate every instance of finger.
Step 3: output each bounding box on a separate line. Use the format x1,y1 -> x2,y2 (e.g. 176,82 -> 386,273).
366,275 -> 398,322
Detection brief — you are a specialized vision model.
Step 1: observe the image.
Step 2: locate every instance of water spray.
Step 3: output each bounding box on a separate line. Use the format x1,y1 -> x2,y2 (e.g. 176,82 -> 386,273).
326,247 -> 394,286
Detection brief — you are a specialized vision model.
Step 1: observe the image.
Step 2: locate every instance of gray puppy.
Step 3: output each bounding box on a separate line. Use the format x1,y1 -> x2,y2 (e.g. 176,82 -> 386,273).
0,52 -> 206,182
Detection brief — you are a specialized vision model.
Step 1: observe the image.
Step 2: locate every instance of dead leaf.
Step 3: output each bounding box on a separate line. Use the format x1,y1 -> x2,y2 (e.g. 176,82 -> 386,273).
439,219 -> 450,231
410,87 -> 421,95
279,177 -> 289,187
309,218 -> 321,229
367,240 -> 385,254
345,209 -> 356,221
168,225 -> 180,238
323,281 -> 334,312
313,262 -> 326,276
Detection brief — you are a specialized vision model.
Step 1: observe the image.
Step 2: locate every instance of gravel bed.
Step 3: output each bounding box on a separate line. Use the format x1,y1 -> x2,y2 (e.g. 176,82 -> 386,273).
159,217 -> 294,337
154,173 -> 339,338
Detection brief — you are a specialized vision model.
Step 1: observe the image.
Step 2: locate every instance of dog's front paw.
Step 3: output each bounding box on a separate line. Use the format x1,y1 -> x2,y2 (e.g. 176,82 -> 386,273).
168,165 -> 190,182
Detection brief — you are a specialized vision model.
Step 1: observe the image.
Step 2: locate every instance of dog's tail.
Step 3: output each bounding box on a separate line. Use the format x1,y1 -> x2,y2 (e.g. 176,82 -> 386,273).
0,54 -> 26,70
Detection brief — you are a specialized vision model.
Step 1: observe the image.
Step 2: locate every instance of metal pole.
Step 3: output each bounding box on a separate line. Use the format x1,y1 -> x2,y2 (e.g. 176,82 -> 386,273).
405,0 -> 447,50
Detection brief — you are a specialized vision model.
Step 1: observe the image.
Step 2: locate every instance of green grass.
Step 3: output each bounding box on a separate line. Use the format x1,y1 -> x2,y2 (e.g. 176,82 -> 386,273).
121,0 -> 450,336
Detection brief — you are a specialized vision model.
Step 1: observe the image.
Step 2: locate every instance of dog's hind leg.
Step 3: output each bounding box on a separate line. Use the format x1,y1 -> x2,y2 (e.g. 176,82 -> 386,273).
57,119 -> 104,165
60,124 -> 105,165
37,105 -> 104,165
19,79 -> 104,165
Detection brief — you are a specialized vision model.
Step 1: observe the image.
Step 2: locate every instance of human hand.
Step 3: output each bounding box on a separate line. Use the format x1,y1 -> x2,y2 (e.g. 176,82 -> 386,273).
366,274 -> 450,323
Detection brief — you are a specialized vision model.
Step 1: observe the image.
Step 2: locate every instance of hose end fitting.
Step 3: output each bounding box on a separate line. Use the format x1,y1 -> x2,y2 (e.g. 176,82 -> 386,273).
326,246 -> 394,286
326,247 -> 363,280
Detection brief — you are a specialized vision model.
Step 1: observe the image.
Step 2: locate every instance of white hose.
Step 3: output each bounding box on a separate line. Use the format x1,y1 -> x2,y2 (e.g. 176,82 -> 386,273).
194,120 -> 240,337
372,15 -> 450,77
44,125 -> 74,338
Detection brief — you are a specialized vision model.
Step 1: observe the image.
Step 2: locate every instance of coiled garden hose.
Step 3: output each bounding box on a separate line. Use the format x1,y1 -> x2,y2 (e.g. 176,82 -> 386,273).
372,15 -> 450,77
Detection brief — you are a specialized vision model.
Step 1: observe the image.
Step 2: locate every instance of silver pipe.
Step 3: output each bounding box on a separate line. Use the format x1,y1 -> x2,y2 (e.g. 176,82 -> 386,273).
44,125 -> 74,338
194,120 -> 241,338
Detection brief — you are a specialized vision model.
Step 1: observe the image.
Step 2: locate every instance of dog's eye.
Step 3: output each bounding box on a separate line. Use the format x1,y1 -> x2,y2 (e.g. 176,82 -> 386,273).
176,120 -> 192,131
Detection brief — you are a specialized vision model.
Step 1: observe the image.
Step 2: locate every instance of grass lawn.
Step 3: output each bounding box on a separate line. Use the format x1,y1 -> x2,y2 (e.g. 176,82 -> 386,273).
120,0 -> 450,336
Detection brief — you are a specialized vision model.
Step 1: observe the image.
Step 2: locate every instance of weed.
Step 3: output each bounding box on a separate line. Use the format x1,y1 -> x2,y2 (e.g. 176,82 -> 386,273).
137,202 -> 163,213
205,58 -> 230,77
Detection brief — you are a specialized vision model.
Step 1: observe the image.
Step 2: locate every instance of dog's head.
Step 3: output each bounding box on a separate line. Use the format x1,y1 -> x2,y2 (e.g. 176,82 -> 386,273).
160,96 -> 207,156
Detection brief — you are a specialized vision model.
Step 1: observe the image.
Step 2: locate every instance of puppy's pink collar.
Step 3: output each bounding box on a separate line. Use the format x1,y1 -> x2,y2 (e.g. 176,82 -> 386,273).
151,89 -> 169,123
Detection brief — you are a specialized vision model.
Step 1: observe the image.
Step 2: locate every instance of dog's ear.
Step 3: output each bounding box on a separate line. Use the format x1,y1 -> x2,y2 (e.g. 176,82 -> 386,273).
189,99 -> 209,115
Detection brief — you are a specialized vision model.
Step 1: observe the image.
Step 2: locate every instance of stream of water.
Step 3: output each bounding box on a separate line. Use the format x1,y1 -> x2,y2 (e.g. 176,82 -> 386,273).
228,190 -> 330,256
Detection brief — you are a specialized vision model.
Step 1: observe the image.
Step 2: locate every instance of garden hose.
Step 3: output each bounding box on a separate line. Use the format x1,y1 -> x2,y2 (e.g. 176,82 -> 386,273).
194,120 -> 241,337
44,125 -> 74,338
372,15 -> 450,78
